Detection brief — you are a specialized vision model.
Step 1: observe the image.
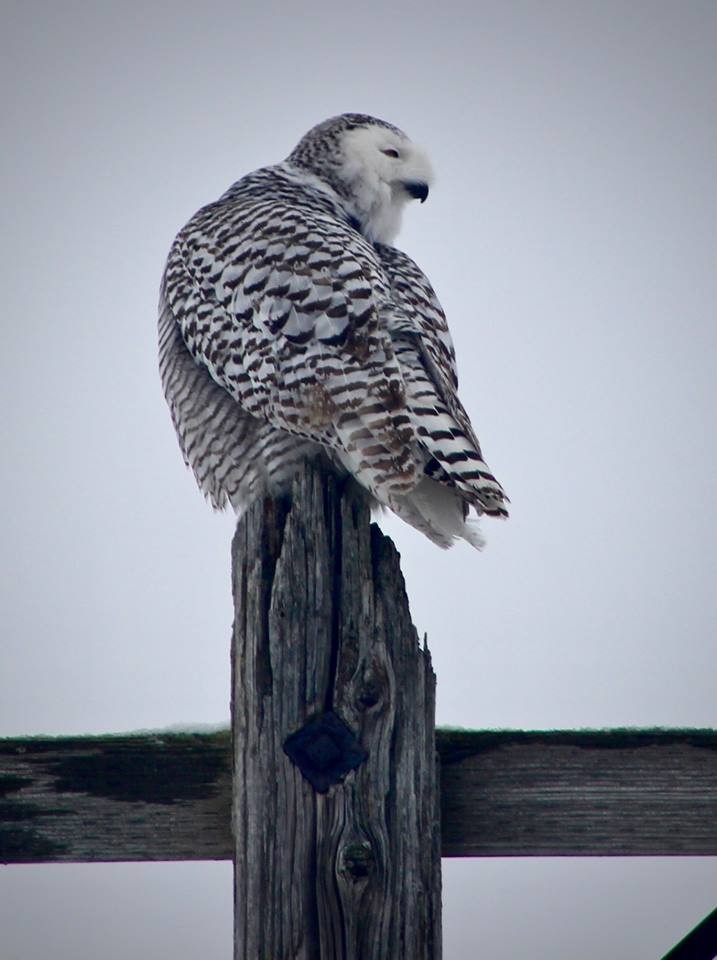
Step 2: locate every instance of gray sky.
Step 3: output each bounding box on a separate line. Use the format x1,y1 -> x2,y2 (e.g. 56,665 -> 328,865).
1,1 -> 716,957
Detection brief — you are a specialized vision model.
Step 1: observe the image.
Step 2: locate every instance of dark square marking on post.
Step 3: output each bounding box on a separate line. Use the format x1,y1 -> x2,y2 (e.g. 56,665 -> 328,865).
283,711 -> 368,793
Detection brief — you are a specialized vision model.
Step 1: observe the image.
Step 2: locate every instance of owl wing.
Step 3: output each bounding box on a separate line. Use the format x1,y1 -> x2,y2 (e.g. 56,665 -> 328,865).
162,192 -> 423,502
376,243 -> 508,518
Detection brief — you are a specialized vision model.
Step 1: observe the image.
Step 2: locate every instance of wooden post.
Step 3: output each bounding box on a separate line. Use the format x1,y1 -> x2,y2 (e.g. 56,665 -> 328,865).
230,461 -> 441,960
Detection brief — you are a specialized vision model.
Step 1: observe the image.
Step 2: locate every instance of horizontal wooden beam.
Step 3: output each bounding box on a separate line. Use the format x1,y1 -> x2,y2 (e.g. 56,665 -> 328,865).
438,729 -> 717,857
0,731 -> 232,864
1,729 -> 715,863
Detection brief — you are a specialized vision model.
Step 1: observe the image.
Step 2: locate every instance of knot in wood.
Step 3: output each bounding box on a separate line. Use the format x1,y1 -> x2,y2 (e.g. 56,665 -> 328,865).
340,840 -> 374,881
357,675 -> 382,709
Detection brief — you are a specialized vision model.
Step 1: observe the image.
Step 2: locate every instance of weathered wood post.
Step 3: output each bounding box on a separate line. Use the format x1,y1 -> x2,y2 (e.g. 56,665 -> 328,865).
231,459 -> 441,959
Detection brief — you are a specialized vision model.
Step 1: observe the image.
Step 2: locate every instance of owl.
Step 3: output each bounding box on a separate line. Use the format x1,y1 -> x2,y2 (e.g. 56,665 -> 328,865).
159,114 -> 507,547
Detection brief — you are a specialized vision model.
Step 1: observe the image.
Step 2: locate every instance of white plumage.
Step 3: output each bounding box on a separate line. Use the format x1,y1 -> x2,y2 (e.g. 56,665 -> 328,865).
159,113 -> 508,547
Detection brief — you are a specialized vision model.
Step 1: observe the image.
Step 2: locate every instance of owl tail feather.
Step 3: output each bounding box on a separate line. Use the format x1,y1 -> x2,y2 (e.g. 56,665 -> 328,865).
391,476 -> 486,550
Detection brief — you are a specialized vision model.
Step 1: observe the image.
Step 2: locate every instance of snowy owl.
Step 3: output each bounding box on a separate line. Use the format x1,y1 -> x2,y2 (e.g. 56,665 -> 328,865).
159,113 -> 508,547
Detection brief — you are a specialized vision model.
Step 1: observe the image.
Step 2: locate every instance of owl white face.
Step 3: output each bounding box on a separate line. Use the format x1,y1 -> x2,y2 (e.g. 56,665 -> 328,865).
338,125 -> 434,244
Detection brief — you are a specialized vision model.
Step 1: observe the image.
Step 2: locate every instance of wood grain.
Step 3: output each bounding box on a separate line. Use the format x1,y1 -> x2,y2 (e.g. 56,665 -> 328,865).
438,729 -> 717,856
0,732 -> 232,863
230,462 -> 441,959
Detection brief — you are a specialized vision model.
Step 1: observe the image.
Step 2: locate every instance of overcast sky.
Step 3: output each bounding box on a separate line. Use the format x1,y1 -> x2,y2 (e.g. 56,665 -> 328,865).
1,1 -> 716,957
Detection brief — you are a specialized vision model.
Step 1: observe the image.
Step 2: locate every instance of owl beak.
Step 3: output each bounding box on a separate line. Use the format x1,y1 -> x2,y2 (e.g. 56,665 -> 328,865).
403,181 -> 429,203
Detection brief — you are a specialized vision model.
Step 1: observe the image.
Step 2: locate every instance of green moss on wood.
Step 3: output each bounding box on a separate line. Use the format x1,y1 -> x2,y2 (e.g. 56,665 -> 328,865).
47,740 -> 229,804
0,775 -> 32,797
436,728 -> 717,764
0,732 -> 232,805
0,800 -> 68,823
0,827 -> 65,861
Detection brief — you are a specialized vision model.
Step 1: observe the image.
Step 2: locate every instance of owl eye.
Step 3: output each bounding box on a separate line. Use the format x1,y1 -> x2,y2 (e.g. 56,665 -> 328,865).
381,148 -> 400,159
